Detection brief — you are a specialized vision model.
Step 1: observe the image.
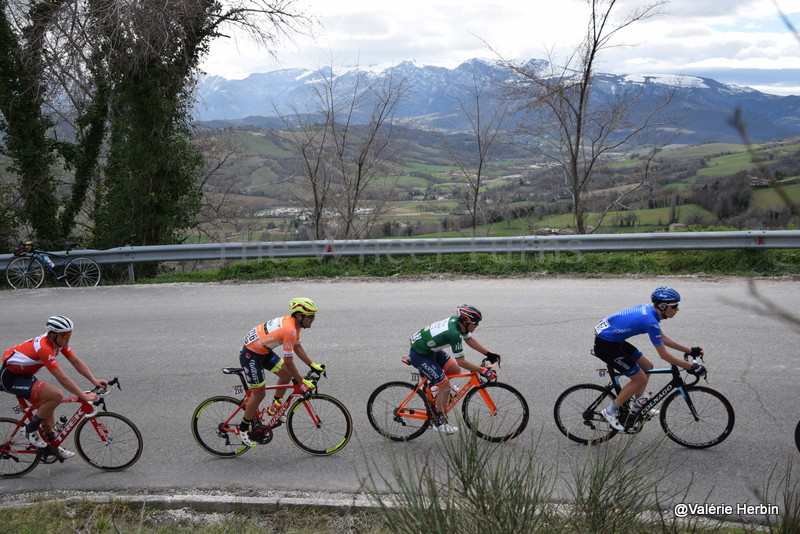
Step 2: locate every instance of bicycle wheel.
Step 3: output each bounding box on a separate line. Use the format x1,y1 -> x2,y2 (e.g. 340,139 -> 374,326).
659,386 -> 735,449
795,420 -> 800,454
462,382 -> 529,442
367,381 -> 432,441
286,393 -> 353,456
554,383 -> 619,445
0,418 -> 40,478
63,257 -> 101,287
5,257 -> 45,289
75,412 -> 143,471
191,396 -> 250,457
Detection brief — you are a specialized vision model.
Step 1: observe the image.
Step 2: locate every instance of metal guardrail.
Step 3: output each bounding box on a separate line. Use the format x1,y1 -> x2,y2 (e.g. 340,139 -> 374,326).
1,230 -> 798,279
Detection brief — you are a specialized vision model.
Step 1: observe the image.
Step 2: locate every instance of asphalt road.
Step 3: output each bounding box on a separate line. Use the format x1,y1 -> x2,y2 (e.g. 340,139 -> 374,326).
1,276 -> 798,514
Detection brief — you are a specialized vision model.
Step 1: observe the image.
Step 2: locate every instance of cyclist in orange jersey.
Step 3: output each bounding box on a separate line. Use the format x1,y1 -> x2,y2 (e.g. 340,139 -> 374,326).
1,316 -> 108,458
236,297 -> 325,447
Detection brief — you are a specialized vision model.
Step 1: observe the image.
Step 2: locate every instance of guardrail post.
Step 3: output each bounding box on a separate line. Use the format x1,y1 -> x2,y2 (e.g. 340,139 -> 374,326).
128,263 -> 135,283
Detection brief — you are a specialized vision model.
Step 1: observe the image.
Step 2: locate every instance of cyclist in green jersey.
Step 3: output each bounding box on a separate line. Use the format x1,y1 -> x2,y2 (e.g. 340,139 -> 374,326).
407,305 -> 502,434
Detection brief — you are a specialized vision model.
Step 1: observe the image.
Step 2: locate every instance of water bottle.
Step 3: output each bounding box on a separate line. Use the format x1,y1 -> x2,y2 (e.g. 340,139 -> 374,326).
54,415 -> 67,433
44,255 -> 55,268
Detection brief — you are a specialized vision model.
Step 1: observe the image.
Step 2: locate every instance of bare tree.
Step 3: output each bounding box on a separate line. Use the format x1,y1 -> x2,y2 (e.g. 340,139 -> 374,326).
438,61 -> 511,237
500,0 -> 678,234
280,64 -> 411,240
277,99 -> 335,240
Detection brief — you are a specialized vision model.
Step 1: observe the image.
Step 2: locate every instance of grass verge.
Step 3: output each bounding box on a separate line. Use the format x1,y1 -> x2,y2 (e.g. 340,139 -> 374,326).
361,426 -> 799,534
141,248 -> 800,284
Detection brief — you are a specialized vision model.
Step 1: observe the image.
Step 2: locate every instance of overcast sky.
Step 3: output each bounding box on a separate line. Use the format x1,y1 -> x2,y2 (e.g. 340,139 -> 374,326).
201,0 -> 800,96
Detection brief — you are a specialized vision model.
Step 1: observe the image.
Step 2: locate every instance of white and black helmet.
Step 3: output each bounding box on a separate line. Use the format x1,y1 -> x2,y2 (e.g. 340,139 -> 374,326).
46,315 -> 74,333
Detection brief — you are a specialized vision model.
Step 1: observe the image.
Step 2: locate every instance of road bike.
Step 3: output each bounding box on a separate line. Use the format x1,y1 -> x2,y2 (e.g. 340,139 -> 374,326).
366,358 -> 529,442
554,354 -> 734,449
5,241 -> 101,289
191,366 -> 352,457
0,378 -> 143,478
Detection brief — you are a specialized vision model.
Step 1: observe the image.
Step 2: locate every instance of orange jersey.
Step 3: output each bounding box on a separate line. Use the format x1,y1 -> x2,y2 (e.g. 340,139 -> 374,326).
2,334 -> 75,375
243,315 -> 302,357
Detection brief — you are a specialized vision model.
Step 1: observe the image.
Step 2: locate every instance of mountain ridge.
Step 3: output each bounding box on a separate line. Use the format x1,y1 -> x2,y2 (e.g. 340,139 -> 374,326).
193,58 -> 800,144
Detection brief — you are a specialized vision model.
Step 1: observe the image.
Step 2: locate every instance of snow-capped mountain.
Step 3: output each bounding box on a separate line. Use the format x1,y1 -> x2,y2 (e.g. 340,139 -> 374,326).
193,58 -> 800,144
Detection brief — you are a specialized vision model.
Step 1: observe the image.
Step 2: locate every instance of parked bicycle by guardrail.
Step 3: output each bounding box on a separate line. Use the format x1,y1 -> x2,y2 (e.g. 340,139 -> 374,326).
554,353 -> 734,448
5,241 -> 101,289
0,378 -> 143,478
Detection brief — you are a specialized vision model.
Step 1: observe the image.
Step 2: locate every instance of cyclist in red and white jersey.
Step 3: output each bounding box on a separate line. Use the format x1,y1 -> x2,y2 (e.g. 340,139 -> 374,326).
236,297 -> 325,447
1,316 -> 108,458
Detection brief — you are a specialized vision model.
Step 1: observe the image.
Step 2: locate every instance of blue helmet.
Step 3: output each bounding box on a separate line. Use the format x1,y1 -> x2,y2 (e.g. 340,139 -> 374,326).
651,286 -> 681,304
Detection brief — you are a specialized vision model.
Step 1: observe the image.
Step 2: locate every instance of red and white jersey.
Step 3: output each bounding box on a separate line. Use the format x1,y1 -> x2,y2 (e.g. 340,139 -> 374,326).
243,315 -> 302,357
2,334 -> 75,375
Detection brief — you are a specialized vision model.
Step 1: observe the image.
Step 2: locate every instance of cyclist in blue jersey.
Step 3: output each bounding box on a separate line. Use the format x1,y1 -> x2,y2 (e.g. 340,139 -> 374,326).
593,286 -> 705,431
407,305 -> 502,434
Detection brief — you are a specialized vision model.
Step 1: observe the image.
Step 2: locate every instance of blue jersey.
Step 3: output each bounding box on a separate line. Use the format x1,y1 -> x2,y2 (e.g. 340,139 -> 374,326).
594,304 -> 663,346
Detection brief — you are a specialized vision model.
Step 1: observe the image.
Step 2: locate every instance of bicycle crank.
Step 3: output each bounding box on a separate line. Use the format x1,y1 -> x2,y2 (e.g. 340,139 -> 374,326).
250,424 -> 273,445
38,446 -> 64,464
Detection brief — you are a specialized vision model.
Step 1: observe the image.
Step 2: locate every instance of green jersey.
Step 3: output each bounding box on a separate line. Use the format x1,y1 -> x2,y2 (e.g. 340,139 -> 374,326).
409,316 -> 470,357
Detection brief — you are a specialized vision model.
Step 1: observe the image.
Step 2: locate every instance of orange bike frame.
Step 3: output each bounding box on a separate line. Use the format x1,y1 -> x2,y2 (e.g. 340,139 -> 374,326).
402,365 -> 498,421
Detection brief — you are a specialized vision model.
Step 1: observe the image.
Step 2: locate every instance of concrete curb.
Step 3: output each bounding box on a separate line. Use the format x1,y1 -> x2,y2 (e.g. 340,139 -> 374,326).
0,490 -> 389,514
0,490 -> 771,531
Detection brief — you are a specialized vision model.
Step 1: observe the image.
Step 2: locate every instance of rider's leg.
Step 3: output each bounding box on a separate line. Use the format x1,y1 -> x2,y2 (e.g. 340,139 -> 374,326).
28,382 -> 63,433
611,369 -> 648,411
270,359 -> 295,403
243,386 -> 265,420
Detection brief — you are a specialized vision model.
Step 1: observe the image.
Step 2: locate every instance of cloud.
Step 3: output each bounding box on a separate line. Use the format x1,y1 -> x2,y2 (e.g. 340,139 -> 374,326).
201,0 -> 800,95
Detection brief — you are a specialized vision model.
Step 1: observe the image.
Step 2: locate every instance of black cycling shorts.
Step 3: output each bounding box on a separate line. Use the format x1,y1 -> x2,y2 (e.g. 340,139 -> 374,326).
593,337 -> 643,377
239,347 -> 283,388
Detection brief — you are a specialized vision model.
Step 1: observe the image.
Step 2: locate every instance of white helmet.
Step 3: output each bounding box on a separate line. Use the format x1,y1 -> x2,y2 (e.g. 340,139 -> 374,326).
46,315 -> 74,333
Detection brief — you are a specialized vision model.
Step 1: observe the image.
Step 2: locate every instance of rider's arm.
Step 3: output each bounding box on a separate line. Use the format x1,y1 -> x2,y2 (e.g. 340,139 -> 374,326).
66,355 -> 108,389
457,358 -> 484,373
464,336 -> 491,357
49,365 -> 96,402
281,356 -> 306,384
293,343 -> 313,367
654,343 -> 693,371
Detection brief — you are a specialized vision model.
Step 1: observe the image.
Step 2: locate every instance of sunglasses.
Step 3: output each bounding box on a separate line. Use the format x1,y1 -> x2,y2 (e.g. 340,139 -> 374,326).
666,303 -> 679,310
59,332 -> 72,339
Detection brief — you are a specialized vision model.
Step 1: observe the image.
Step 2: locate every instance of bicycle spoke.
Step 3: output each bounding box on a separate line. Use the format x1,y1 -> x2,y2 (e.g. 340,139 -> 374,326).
5,257 -> 45,289
75,412 -> 143,470
659,387 -> 734,449
0,418 -> 40,478
286,394 -> 352,455
554,383 -> 618,445
367,382 -> 432,441
63,257 -> 101,287
191,396 -> 250,457
462,382 -> 529,442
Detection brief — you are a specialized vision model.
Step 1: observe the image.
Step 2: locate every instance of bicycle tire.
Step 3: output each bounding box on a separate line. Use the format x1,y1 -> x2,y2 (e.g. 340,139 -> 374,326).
366,381 -> 432,441
286,393 -> 353,456
796,420 -> 800,454
0,418 -> 40,478
462,382 -> 529,442
75,412 -> 143,471
553,383 -> 619,445
659,386 -> 734,449
63,257 -> 101,287
5,257 -> 45,289
191,396 -> 250,457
